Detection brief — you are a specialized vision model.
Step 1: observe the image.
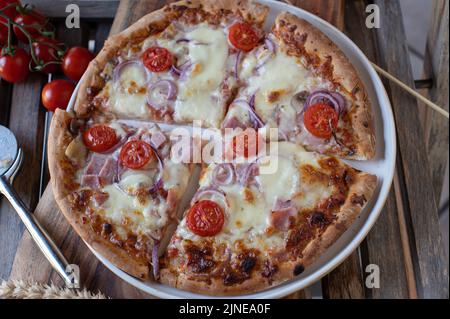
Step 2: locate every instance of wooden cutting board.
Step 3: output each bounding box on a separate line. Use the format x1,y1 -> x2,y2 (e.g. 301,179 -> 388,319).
8,0 -> 344,299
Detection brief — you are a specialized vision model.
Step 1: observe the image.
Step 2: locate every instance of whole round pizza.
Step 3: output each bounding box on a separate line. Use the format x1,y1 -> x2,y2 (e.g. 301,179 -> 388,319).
48,0 -> 377,296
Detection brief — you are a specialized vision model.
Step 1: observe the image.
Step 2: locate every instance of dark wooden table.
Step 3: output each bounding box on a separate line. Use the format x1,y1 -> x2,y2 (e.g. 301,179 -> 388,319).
0,0 -> 448,299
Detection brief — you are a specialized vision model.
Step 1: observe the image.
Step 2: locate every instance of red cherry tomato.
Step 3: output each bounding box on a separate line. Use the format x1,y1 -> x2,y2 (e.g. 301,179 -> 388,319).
32,37 -> 62,74
119,140 -> 154,169
303,103 -> 338,139
41,80 -> 75,112
62,47 -> 94,81
228,22 -> 259,52
142,46 -> 173,72
232,129 -> 260,158
187,200 -> 225,237
0,47 -> 30,83
0,0 -> 20,19
83,125 -> 118,153
13,10 -> 47,43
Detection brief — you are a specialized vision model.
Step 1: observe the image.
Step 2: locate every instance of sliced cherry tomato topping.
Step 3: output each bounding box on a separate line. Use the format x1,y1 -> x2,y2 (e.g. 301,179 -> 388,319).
228,22 -> 259,52
83,125 -> 118,153
303,103 -> 338,139
119,140 -> 154,169
232,129 -> 260,158
142,46 -> 173,72
187,200 -> 225,237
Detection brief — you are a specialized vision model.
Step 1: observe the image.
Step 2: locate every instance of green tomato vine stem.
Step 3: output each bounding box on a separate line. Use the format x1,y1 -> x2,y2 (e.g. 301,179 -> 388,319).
0,6 -> 62,73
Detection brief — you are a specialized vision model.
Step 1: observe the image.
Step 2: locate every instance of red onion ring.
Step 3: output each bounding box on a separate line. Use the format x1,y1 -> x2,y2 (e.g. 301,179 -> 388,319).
236,162 -> 259,187
305,90 -> 346,115
255,38 -> 276,70
114,138 -> 164,196
232,97 -> 265,129
147,80 -> 178,109
212,163 -> 235,186
113,60 -> 149,87
170,65 -> 181,77
152,241 -> 160,280
148,144 -> 164,196
191,187 -> 231,216
234,51 -> 241,79
191,186 -> 227,205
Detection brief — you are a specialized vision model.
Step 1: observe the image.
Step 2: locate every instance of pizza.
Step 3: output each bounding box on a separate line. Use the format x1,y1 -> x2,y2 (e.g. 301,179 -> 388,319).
48,0 -> 377,296
160,141 -> 376,294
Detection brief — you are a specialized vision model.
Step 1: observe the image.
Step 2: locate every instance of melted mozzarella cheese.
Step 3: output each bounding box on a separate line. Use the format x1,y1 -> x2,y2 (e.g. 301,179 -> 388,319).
174,25 -> 229,127
257,155 -> 300,209
163,160 -> 190,190
108,64 -> 148,117
245,51 -> 308,117
101,171 -> 169,238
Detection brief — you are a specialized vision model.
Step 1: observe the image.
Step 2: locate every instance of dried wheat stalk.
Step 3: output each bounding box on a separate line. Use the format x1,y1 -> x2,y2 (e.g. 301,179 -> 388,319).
0,280 -> 108,299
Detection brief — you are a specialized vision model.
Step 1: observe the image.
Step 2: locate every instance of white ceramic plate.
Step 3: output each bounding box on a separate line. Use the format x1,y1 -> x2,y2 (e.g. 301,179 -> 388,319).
67,0 -> 396,299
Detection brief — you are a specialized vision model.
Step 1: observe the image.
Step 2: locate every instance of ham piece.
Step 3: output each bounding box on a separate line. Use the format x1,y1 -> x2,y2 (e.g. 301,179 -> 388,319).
269,199 -> 297,231
81,153 -> 118,189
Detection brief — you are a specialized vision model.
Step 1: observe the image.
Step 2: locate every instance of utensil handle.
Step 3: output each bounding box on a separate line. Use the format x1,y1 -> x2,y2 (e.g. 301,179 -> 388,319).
0,176 -> 73,286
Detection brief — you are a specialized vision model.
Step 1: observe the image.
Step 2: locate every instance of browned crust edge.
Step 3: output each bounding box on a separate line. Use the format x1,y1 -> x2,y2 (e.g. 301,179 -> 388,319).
73,0 -> 269,118
273,12 -> 376,160
160,172 -> 377,296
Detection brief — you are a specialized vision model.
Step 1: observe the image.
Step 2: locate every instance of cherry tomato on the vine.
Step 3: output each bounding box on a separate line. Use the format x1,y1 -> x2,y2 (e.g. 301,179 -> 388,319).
62,46 -> 94,81
32,37 -> 63,74
0,0 -> 20,19
13,10 -> 48,43
0,47 -> 30,83
0,0 -> 20,45
41,79 -> 75,112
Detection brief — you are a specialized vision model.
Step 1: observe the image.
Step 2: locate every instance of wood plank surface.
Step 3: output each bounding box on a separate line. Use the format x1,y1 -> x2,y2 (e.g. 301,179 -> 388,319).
0,71 -> 47,281
25,0 -> 120,19
421,0 -> 449,204
288,0 -> 344,30
338,0 -> 411,299
372,0 -> 448,299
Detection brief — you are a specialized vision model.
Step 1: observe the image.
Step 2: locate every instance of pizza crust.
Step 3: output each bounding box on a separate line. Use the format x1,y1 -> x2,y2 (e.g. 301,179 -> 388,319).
73,0 -> 269,118
273,12 -> 376,160
48,109 -> 79,201
160,171 -> 377,295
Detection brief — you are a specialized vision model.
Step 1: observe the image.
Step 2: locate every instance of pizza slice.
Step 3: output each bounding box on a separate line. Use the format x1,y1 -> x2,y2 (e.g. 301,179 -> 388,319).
160,140 -> 377,295
73,0 -> 269,128
222,12 -> 375,160
48,109 -> 195,279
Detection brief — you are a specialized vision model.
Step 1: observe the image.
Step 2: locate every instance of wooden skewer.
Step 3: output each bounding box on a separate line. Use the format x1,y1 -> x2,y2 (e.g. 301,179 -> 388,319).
370,63 -> 449,119
280,0 -> 449,119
